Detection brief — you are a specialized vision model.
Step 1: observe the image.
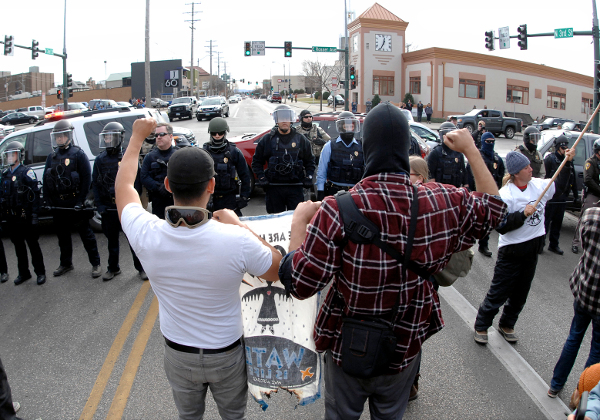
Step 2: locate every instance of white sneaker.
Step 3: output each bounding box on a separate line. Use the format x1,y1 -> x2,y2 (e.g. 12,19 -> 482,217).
13,401 -> 21,412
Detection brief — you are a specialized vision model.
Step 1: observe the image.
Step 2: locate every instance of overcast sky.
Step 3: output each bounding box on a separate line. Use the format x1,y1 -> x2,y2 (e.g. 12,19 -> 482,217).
1,0 -> 597,90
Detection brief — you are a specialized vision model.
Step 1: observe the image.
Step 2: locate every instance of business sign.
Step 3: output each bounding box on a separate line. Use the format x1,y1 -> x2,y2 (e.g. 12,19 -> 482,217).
252,41 -> 265,56
331,77 -> 338,88
164,70 -> 179,87
498,26 -> 510,49
554,28 -> 574,38
241,211 -> 322,410
202,81 -> 209,89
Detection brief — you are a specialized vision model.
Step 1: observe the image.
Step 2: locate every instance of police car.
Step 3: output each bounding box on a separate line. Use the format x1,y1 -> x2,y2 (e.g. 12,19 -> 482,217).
0,106 -> 171,230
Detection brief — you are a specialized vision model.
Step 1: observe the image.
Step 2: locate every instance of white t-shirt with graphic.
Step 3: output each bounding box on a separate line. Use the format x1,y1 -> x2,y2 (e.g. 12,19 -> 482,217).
121,203 -> 272,349
498,178 -> 555,248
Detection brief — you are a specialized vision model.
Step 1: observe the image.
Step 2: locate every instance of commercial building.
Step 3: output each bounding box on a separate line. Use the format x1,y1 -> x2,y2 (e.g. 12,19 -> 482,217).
0,67 -> 54,100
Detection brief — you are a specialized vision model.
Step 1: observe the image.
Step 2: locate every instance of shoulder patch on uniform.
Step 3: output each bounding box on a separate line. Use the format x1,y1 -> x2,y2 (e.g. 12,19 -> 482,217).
586,162 -> 591,170
26,169 -> 37,180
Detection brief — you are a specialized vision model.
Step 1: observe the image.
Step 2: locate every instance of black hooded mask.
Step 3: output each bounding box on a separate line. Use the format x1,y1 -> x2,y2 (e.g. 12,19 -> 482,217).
362,102 -> 411,178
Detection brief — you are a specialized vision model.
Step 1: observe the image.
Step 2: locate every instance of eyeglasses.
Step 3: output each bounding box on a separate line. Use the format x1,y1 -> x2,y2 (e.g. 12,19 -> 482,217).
303,115 -> 312,119
210,131 -> 226,136
156,132 -> 170,138
165,206 -> 211,229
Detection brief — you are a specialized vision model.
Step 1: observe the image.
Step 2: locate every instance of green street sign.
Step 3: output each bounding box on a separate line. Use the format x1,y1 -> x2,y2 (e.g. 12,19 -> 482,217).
45,48 -> 54,55
312,46 -> 337,53
554,28 -> 573,39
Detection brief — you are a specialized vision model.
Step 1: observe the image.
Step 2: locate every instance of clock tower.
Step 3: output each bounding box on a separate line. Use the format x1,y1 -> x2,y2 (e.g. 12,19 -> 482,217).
348,3 -> 408,113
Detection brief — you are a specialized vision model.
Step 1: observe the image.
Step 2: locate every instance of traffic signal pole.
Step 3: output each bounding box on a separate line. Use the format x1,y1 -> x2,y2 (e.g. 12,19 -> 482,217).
593,0 -> 599,134
344,0 -> 349,111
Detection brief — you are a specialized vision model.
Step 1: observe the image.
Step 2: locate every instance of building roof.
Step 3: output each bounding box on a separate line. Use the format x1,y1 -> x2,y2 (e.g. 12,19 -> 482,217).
358,2 -> 404,22
348,2 -> 408,32
106,72 -> 131,82
190,66 -> 210,76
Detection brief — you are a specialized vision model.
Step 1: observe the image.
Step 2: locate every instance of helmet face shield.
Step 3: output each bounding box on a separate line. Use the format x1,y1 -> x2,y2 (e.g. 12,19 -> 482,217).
528,132 -> 540,145
99,131 -> 123,149
1,150 -> 21,167
272,108 -> 296,124
50,129 -> 74,149
336,118 -> 360,134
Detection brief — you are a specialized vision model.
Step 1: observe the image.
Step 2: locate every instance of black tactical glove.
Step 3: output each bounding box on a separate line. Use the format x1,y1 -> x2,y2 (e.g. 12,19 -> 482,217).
74,202 -> 83,211
258,177 -> 269,187
302,176 -> 314,189
317,190 -> 325,201
237,197 -> 249,210
31,214 -> 39,225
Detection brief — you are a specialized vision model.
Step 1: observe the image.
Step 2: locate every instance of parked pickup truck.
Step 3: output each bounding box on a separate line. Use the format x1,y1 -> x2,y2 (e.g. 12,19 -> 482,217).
453,109 -> 522,139
16,106 -> 52,119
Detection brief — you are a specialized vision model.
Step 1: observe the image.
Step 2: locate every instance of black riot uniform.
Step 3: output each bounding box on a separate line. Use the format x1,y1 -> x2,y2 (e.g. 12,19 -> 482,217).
92,122 -> 145,281
43,120 -> 101,277
203,117 -> 251,216
0,142 -> 45,285
543,135 -> 578,254
141,145 -> 177,219
427,144 -> 468,187
251,105 -> 315,214
572,145 -> 600,252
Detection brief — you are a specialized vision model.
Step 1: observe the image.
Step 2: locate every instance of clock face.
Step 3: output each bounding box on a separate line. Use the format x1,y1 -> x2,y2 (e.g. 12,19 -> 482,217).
375,34 -> 392,52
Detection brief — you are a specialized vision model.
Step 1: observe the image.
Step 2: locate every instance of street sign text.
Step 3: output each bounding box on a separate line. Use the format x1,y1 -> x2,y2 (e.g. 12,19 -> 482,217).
554,28 -> 573,39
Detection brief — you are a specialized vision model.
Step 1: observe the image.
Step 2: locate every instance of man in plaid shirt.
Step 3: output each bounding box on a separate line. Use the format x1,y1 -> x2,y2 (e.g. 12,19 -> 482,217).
279,102 -> 508,419
548,206 -> 600,398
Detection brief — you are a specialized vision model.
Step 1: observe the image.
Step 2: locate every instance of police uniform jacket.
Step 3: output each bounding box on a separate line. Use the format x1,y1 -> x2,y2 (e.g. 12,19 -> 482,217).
141,146 -> 177,196
43,145 -> 92,206
93,149 -> 142,213
544,150 -> 578,202
467,150 -> 505,190
202,140 -> 251,199
1,164 -> 40,220
426,143 -> 468,188
251,126 -> 315,184
516,145 -> 546,178
584,154 -> 600,199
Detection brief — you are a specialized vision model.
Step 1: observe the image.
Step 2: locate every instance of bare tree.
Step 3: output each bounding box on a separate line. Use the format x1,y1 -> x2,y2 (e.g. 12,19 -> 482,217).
302,58 -> 344,111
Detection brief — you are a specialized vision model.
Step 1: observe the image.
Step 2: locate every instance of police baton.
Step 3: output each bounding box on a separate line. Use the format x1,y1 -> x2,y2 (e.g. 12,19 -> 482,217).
49,206 -> 117,212
533,102 -> 600,208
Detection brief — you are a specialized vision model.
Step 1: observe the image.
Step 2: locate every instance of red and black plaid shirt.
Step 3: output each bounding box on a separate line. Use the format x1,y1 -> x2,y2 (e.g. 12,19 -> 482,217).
290,173 -> 507,373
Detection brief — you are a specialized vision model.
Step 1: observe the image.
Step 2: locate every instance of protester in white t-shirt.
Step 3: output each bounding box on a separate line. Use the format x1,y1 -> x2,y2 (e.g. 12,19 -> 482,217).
474,149 -> 575,346
115,117 -> 282,420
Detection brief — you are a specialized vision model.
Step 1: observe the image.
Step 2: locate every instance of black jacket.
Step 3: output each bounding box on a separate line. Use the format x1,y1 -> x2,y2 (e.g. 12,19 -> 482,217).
544,151 -> 578,202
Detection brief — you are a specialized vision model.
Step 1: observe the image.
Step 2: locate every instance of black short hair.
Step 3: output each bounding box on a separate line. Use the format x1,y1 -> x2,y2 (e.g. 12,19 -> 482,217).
168,180 -> 209,204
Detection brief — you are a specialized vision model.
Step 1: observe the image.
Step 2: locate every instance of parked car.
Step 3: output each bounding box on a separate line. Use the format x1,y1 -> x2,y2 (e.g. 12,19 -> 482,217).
196,97 -> 229,120
533,117 -> 575,131
0,125 -> 15,140
271,93 -> 282,103
0,106 -> 169,231
172,126 -> 197,147
410,122 -> 441,149
17,106 -> 52,119
228,96 -> 239,104
168,96 -> 198,121
53,102 -> 89,112
0,112 -> 38,126
327,95 -> 345,107
454,108 -> 522,139
537,129 -> 600,211
88,99 -> 119,111
151,98 -> 169,108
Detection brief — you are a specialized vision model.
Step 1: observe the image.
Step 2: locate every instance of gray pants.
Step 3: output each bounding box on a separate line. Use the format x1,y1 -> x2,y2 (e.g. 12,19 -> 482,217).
163,342 -> 248,420
323,350 -> 421,420
572,194 -> 600,248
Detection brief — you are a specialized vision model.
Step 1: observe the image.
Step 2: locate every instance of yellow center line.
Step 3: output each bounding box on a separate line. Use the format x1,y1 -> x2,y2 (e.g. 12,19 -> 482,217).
79,281 -> 151,420
106,296 -> 159,419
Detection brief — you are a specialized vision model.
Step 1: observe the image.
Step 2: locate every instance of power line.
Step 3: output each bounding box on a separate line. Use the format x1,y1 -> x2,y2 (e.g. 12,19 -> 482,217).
184,2 -> 202,97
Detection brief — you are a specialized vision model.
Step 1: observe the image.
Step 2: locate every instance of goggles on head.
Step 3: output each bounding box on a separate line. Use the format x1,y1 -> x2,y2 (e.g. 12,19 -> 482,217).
165,206 -> 211,229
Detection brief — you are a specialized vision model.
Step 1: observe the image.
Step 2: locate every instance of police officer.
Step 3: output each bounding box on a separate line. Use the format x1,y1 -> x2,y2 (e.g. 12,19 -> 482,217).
572,138 -> 600,253
141,122 -> 177,219
202,117 -> 251,216
93,122 -> 146,281
472,121 -> 486,149
43,119 -> 101,277
543,134 -> 578,255
316,111 -> 364,200
296,110 -> 331,167
251,104 -> 315,214
0,141 -> 45,285
516,126 -> 545,178
427,122 -> 469,188
467,132 -> 505,257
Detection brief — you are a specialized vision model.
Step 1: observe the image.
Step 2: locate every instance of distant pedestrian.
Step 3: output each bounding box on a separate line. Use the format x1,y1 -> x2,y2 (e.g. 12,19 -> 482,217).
366,98 -> 372,113
425,103 -> 433,123
416,101 -> 423,122
351,101 -> 357,113
406,100 -> 413,112
294,94 -> 297,102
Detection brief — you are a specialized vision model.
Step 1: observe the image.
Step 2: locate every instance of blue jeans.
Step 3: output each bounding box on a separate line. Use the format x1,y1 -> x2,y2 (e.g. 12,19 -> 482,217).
550,301 -> 600,391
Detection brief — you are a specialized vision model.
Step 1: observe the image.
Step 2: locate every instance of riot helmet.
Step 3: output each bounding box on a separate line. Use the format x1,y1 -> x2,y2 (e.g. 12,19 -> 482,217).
336,111 -> 360,144
594,138 -> 600,155
99,122 -> 124,152
272,104 -> 296,125
50,119 -> 75,149
553,134 -> 569,151
523,126 -> 541,146
300,110 -> 313,129
438,121 -> 457,141
1,141 -> 25,167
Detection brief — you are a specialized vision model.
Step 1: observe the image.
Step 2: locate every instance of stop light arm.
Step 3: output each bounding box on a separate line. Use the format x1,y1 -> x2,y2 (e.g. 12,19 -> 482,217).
0,39 -> 66,58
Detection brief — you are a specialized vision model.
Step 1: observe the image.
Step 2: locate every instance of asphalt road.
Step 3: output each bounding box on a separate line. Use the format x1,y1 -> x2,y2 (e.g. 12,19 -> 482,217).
0,99 -> 586,420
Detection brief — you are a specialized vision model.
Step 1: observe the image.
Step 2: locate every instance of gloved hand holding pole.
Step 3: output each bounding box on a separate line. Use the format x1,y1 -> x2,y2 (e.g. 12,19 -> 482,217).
532,102 -> 600,208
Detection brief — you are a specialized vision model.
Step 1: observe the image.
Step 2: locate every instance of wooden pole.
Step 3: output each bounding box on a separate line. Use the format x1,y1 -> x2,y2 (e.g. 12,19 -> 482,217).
532,101 -> 600,208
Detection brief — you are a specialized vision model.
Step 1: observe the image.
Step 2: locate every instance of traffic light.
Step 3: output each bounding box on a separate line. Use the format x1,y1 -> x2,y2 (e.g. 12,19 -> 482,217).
248,81 -> 250,85
484,31 -> 494,51
351,80 -> 356,90
350,65 -> 355,81
241,78 -> 244,83
67,73 -> 73,87
69,91 -> 73,98
517,24 -> 528,50
31,40 -> 39,60
4,35 -> 13,56
256,81 -> 258,85
232,79 -> 236,83
56,89 -> 62,99
284,41 -> 292,57
244,41 -> 251,56
270,86 -> 273,91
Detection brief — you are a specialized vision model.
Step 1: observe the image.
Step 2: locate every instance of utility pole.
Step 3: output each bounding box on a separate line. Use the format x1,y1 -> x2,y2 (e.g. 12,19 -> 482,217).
185,2 -> 201,98
145,0 -> 151,102
217,51 -> 222,94
224,62 -> 227,98
62,0 -> 68,110
205,40 -> 217,95
344,0 -> 350,111
593,0 -> 599,133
